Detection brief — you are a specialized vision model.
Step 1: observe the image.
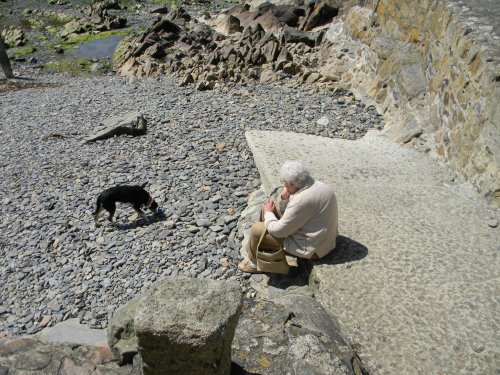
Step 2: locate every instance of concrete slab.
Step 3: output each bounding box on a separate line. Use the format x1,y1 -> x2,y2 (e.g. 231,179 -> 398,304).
245,130 -> 500,375
37,318 -> 108,347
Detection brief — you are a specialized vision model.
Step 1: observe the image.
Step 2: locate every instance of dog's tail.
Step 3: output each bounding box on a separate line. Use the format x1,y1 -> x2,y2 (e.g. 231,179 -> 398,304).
93,195 -> 102,216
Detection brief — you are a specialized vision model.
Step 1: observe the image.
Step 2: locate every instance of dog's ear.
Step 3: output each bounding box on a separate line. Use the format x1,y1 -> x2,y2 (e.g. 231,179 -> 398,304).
141,182 -> 147,188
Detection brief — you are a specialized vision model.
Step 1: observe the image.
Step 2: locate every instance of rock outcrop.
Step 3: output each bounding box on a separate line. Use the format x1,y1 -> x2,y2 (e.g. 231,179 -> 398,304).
59,0 -> 126,37
114,4 -> 332,89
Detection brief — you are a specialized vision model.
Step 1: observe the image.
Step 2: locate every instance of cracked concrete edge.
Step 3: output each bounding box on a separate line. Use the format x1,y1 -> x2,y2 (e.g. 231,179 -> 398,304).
245,131 -> 282,195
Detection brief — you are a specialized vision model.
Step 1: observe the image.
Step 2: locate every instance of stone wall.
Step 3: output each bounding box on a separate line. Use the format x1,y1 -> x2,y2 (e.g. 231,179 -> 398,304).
322,0 -> 499,206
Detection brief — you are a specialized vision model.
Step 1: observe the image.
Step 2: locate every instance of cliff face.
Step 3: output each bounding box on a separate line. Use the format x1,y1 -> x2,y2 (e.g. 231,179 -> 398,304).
322,0 -> 499,206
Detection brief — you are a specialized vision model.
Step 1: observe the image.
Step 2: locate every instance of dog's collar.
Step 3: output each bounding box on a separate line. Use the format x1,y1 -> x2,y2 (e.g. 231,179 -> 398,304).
145,196 -> 154,208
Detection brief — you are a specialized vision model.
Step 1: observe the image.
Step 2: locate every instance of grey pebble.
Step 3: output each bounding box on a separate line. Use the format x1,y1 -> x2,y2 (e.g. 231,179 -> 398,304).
487,219 -> 498,228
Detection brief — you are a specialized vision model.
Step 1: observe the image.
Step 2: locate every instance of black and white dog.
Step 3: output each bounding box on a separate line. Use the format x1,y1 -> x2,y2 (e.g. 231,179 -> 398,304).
93,184 -> 159,226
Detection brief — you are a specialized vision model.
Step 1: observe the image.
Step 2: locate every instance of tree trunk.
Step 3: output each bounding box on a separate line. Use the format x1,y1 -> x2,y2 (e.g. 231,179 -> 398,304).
0,36 -> 14,78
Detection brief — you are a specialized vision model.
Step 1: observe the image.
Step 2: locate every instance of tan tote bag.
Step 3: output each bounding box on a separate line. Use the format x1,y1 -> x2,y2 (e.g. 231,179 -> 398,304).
256,228 -> 290,275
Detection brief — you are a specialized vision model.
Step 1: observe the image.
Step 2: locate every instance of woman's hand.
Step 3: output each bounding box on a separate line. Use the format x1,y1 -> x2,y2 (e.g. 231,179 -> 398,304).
280,187 -> 291,200
263,199 -> 276,213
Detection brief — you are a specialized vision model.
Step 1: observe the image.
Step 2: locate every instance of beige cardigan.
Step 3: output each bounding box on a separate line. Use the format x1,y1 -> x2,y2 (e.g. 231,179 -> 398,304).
264,180 -> 338,259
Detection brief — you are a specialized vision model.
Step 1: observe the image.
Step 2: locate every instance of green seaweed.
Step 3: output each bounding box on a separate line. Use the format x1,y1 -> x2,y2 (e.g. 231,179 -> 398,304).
45,57 -> 110,75
11,46 -> 37,58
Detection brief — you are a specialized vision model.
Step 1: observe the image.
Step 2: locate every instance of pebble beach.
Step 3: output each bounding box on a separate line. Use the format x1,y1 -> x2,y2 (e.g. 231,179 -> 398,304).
0,72 -> 381,336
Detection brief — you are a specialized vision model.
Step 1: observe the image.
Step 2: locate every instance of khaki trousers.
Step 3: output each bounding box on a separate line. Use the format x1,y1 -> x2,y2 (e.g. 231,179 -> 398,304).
246,221 -> 282,261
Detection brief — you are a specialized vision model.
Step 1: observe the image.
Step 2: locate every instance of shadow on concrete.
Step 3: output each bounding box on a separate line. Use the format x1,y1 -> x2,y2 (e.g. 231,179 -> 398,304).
266,236 -> 368,291
313,235 -> 368,266
266,263 -> 309,290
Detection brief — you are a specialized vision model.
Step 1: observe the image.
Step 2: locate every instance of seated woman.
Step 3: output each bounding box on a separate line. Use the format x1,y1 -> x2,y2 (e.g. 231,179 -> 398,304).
238,160 -> 338,273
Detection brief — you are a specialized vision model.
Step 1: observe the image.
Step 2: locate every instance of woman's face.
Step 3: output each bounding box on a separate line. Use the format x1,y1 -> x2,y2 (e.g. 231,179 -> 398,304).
283,180 -> 299,194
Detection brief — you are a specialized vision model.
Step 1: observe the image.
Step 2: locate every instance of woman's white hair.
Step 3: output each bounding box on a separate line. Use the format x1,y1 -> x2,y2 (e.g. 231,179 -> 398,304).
280,160 -> 313,188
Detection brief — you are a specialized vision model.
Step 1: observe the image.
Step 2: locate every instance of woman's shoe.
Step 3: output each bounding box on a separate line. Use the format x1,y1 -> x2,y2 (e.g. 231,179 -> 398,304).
238,259 -> 261,273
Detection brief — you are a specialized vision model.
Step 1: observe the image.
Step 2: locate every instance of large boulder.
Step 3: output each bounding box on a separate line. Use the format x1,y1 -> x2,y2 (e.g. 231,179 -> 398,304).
134,277 -> 242,375
84,112 -> 147,143
232,291 -> 367,374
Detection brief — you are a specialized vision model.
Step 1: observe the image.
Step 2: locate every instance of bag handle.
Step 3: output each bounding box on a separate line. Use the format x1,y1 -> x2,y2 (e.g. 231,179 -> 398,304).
257,226 -> 268,250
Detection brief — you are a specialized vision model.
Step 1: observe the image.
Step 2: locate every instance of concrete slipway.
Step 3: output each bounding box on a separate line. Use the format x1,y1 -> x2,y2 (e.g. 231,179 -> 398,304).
245,129 -> 499,375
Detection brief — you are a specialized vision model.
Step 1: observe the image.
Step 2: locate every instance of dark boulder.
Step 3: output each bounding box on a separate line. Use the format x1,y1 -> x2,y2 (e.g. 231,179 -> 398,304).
281,26 -> 316,47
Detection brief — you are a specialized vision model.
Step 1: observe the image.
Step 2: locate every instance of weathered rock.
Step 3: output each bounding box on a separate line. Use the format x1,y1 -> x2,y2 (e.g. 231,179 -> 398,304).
260,67 -> 278,82
150,6 -> 169,15
232,292 -> 366,375
302,1 -> 339,32
282,61 -> 298,75
0,337 -> 134,374
84,112 -> 147,143
134,277 -> 242,375
261,37 -> 281,62
108,294 -> 144,365
166,7 -> 191,23
86,0 -> 126,31
59,19 -> 91,37
189,22 -> 214,44
230,4 -> 283,33
344,5 -> 373,39
196,80 -> 216,91
1,27 -> 25,48
392,113 -> 424,144
276,45 -> 292,62
114,6 -> 327,89
273,5 -> 305,27
215,14 -> 242,35
399,63 -> 427,99
305,71 -> 321,83
281,26 -> 316,46
179,73 -> 195,86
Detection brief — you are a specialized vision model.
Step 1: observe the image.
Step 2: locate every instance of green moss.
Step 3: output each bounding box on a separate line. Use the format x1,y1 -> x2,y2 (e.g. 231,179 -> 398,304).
45,58 -> 110,75
11,46 -> 37,58
65,29 -> 132,45
113,33 -> 137,67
